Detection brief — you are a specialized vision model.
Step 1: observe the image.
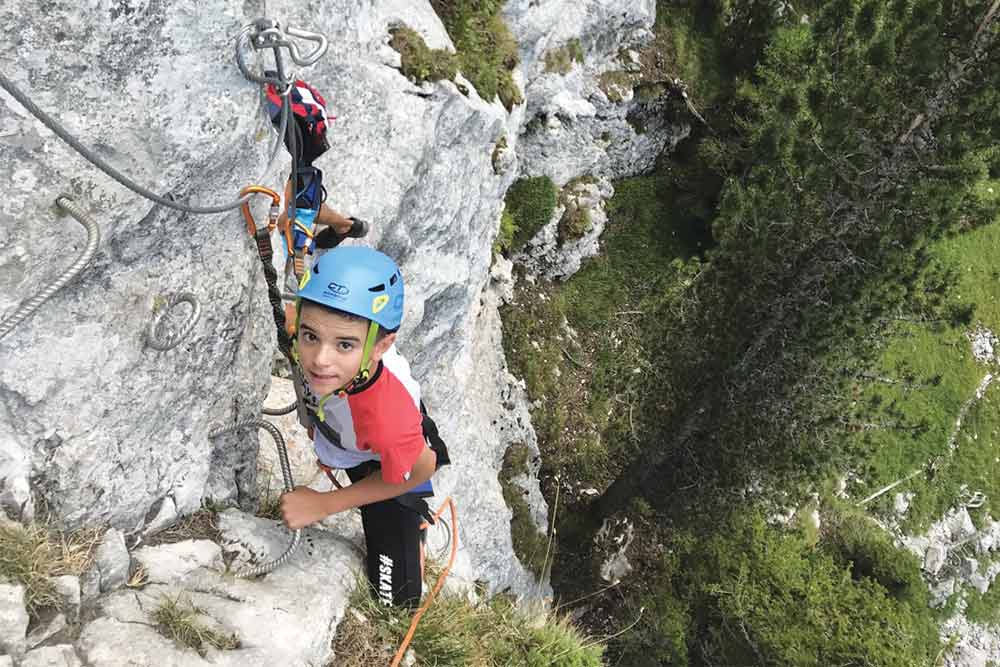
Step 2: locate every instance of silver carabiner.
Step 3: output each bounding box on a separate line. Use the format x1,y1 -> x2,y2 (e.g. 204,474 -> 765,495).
284,26 -> 329,66
234,19 -> 328,87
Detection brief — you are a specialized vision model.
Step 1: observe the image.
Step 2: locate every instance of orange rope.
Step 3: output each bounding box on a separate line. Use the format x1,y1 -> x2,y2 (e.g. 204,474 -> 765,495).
390,496 -> 458,667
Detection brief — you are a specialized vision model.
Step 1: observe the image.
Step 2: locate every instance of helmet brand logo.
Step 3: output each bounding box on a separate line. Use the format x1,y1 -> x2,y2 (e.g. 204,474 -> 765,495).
326,282 -> 350,296
372,295 -> 389,314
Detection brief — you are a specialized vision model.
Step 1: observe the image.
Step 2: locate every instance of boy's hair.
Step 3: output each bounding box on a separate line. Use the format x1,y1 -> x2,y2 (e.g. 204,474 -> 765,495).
300,299 -> 396,340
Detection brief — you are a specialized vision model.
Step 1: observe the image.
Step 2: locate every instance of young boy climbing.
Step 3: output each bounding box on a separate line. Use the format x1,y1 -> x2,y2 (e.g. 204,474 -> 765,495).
279,245 -> 448,607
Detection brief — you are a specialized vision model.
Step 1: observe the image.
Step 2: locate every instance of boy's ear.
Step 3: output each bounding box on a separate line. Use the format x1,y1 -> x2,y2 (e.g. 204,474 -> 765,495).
370,332 -> 397,364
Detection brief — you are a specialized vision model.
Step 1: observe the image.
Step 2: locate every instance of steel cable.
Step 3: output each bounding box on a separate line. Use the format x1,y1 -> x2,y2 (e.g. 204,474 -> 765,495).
262,400 -> 298,416
209,418 -> 300,578
0,196 -> 100,340
0,70 -> 289,215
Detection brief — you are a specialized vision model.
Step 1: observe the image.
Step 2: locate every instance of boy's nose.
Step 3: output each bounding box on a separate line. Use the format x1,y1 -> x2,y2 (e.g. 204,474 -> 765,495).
313,343 -> 337,368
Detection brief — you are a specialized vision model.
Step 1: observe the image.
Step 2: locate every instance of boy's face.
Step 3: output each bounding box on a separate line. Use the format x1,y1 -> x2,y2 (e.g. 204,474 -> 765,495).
297,303 -> 396,395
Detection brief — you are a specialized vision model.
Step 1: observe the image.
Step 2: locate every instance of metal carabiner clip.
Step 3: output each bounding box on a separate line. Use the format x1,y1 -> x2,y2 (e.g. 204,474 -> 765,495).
234,19 -> 328,86
283,26 -> 329,66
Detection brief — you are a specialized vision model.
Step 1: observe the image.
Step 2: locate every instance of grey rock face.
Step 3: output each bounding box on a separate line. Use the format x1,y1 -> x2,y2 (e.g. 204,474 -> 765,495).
0,0 -> 539,596
77,508 -> 359,665
0,0 -> 276,528
25,613 -> 67,650
52,575 -> 81,622
0,583 -> 28,657
86,529 -> 130,595
132,539 -> 223,584
21,645 -> 84,667
506,0 -> 687,187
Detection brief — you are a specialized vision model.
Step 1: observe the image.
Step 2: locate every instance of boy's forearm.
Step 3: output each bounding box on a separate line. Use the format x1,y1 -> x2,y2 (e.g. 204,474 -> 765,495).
321,450 -> 436,516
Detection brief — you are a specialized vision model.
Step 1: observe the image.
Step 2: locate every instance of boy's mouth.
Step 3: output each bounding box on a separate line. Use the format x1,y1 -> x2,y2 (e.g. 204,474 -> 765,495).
308,370 -> 340,385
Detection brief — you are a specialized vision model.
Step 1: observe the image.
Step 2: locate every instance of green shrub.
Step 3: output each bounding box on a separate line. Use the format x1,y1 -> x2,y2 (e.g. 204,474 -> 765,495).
545,38 -> 585,74
822,503 -> 930,608
430,0 -> 523,110
388,26 -> 458,84
505,176 -> 558,251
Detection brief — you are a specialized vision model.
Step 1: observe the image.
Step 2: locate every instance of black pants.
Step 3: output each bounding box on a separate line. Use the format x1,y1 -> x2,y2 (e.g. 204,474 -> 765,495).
345,463 -> 425,608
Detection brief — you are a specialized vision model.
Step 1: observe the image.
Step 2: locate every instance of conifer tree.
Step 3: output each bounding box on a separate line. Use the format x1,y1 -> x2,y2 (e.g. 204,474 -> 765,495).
593,0 -> 1000,522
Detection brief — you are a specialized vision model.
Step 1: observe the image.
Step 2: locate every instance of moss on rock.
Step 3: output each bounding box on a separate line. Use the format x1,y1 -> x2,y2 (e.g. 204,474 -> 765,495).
505,176 -> 558,251
388,26 -> 457,84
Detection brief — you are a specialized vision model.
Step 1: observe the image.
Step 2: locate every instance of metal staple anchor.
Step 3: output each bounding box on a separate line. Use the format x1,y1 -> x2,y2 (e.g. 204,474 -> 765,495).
145,293 -> 201,351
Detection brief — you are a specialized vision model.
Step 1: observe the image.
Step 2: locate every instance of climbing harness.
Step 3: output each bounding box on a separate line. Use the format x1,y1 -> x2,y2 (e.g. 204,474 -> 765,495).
0,196 -> 100,340
209,418 -> 301,578
145,293 -> 202,351
282,166 -> 327,286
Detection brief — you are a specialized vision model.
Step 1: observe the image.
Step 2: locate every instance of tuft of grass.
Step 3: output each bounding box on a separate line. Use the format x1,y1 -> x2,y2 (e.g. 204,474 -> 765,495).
505,176 -> 558,252
545,38 -> 585,74
153,594 -> 240,656
256,471 -> 284,521
0,520 -> 99,618
430,0 -> 523,110
598,70 -> 636,103
145,508 -> 221,546
388,26 -> 458,84
331,581 -> 603,667
498,443 -> 550,579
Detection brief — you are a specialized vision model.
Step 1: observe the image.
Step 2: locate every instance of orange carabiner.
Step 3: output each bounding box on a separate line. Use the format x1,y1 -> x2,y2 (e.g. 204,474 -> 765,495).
239,186 -> 281,236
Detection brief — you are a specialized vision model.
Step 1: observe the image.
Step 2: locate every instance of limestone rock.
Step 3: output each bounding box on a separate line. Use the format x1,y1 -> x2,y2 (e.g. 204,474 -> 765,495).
0,0 -> 548,599
947,508 -> 977,542
969,573 -> 991,595
86,528 -> 130,595
507,0 -> 685,186
924,544 -> 948,576
259,376 -> 326,489
0,583 -> 28,657
21,645 -> 84,667
51,575 -> 81,622
595,517 -> 635,583
929,578 -> 955,608
143,496 -> 179,537
25,613 -> 67,650
80,508 -> 360,665
132,539 -> 224,584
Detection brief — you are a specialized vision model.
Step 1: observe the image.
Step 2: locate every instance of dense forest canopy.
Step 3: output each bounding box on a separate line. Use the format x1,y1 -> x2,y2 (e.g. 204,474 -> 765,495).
502,0 -> 1000,664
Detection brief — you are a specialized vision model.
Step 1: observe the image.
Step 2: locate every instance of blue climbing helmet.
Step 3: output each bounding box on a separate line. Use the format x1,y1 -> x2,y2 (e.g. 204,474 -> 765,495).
297,245 -> 405,331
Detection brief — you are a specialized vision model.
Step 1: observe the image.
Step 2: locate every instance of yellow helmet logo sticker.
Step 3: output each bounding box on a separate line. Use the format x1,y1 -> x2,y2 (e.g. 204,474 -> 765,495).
298,269 -> 312,291
372,295 -> 389,314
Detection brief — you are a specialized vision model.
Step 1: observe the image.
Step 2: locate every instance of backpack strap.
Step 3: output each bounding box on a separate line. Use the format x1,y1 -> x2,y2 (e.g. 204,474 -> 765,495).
420,401 -> 451,469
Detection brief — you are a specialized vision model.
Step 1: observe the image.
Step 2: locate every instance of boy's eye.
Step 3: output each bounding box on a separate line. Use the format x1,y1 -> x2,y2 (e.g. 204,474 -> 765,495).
338,341 -> 354,351
302,331 -> 318,343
